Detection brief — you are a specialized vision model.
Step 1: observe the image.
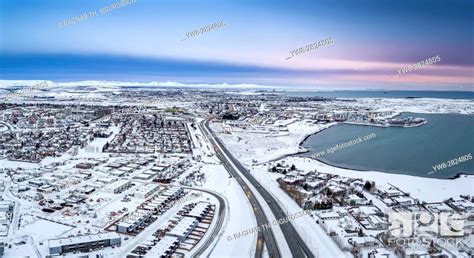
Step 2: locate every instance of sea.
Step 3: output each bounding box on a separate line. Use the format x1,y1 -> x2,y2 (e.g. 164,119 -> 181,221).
281,90 -> 474,99
299,112 -> 474,179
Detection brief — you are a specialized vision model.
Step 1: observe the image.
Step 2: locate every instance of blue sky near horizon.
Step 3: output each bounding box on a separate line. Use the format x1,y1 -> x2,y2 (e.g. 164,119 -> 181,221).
0,0 -> 473,90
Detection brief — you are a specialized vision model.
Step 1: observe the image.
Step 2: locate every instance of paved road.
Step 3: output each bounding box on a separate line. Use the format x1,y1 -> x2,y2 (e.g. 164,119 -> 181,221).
200,120 -> 279,258
0,121 -> 13,132
203,119 -> 315,258
189,187 -> 226,258
4,182 -> 20,237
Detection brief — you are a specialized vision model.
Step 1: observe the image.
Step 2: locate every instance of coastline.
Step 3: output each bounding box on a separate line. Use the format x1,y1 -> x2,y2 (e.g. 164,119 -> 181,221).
297,123 -> 334,147
285,120 -> 471,181
297,155 -> 471,180
292,121 -> 375,173
264,155 -> 474,202
212,110 -> 473,199
213,119 -> 473,208
257,122 -> 337,165
343,120 -> 427,128
302,155 -> 368,172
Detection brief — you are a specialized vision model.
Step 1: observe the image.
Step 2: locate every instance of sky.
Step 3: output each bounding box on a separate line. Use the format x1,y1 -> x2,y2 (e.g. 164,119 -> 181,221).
0,0 -> 473,90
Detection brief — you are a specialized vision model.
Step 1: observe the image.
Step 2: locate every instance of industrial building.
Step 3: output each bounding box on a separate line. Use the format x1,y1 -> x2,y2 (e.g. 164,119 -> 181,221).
105,179 -> 132,194
144,236 -> 180,258
161,186 -> 184,199
116,211 -> 153,234
135,184 -> 160,199
166,217 -> 199,241
184,201 -> 212,221
48,232 -> 121,255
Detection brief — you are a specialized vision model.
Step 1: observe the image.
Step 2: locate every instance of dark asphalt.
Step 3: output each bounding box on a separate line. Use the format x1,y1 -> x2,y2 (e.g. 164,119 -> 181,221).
200,120 -> 279,258
204,119 -> 315,258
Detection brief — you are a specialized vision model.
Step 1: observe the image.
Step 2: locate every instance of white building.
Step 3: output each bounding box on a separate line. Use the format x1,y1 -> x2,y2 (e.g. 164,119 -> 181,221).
161,186 -> 184,198
117,210 -> 153,234
133,172 -> 155,180
346,194 -> 366,205
145,236 -> 180,257
105,179 -> 132,194
0,201 -> 13,212
135,184 -> 160,199
185,202 -> 211,221
49,233 -> 121,255
166,217 -> 198,241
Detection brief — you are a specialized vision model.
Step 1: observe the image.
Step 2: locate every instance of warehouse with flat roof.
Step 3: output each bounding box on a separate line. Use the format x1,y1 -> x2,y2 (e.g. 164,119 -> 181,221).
144,236 -> 180,258
49,232 -> 121,255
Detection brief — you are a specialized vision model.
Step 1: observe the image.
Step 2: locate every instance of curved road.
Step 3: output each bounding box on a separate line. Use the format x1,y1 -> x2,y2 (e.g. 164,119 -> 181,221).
200,120 -> 280,258
117,185 -> 226,257
188,187 -> 226,258
203,119 -> 315,258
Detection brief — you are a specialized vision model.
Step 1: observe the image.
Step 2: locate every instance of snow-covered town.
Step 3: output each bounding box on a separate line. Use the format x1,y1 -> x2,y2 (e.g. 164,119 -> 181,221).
0,83 -> 472,257
2,0 -> 474,256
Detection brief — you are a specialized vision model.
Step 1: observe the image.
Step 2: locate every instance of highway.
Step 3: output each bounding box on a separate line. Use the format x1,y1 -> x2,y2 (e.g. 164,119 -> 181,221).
199,120 -> 280,258
202,119 -> 315,258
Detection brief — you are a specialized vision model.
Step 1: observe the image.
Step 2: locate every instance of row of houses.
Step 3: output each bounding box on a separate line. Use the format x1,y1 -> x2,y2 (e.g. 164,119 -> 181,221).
129,201 -> 214,257
1,106 -> 110,162
115,186 -> 185,235
274,162 -> 474,257
104,115 -> 192,154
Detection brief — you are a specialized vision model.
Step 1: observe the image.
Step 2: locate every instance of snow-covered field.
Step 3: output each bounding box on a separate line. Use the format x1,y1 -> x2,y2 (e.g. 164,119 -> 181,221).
199,163 -> 258,257
211,120 -> 336,165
